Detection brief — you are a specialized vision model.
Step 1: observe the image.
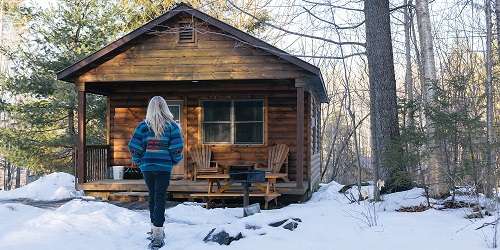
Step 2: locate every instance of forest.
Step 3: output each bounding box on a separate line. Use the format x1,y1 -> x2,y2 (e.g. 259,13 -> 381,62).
0,0 -> 498,202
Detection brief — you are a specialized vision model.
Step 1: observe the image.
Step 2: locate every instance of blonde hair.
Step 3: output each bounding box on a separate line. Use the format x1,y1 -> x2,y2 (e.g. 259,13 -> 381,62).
145,96 -> 175,138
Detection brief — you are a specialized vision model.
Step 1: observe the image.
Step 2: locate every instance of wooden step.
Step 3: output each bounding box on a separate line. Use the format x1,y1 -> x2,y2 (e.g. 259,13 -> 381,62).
108,191 -> 149,202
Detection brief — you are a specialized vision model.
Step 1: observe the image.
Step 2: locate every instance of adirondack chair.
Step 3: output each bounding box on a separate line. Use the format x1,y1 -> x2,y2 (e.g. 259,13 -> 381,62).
256,144 -> 289,182
190,145 -> 219,180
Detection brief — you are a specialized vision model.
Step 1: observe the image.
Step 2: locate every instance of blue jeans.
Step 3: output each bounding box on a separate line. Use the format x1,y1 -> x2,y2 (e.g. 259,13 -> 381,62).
143,171 -> 171,227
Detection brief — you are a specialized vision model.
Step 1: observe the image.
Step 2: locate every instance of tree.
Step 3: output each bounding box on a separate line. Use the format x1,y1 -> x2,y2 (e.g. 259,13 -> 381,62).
0,0 -> 126,172
496,0 -> 500,58
364,0 -> 410,200
120,0 -> 270,33
415,0 -> 448,198
485,0 -> 495,198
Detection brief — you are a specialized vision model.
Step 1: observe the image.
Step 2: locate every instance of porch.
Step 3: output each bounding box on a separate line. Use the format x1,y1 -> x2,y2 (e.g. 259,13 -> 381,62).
79,142 -> 310,202
80,178 -> 309,200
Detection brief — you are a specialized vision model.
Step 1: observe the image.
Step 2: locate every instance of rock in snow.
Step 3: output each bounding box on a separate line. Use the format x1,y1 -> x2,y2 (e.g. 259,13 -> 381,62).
203,228 -> 244,245
0,172 -> 83,201
268,217 -> 302,230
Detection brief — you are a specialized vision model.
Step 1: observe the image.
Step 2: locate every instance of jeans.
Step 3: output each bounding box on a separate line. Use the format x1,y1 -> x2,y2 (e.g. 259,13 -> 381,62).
143,171 -> 171,227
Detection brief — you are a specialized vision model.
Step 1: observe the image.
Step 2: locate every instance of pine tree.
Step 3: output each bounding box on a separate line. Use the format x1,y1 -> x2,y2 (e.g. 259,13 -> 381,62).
0,0 -> 126,172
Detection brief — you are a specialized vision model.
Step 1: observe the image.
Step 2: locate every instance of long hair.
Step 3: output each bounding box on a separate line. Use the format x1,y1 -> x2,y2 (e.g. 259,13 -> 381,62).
145,96 -> 175,138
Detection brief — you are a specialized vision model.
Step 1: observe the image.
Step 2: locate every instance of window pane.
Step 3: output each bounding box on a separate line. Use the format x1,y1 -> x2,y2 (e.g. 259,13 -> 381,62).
235,122 -> 263,144
169,105 -> 180,123
234,101 -> 263,121
204,123 -> 231,143
203,101 -> 231,121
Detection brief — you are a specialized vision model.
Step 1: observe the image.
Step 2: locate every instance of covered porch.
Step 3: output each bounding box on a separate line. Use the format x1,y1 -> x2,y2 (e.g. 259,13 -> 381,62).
75,79 -> 311,201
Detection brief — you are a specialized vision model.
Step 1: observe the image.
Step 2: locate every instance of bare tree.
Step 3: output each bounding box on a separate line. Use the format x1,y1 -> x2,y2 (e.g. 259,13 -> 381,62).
364,0 -> 403,200
485,0 -> 496,198
415,0 -> 448,198
496,0 -> 500,58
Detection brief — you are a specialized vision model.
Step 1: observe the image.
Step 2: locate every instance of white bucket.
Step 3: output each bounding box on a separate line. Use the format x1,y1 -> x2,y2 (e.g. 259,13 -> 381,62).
112,166 -> 125,180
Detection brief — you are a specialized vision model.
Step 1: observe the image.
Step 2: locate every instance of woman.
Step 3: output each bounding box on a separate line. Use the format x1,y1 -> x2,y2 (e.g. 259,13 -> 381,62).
128,96 -> 184,249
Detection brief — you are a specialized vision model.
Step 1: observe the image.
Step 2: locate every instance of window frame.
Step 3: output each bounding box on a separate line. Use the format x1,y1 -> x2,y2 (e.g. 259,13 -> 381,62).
201,99 -> 265,145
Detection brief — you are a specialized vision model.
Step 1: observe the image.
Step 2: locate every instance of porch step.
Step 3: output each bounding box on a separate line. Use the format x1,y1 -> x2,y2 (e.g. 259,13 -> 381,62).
108,192 -> 149,202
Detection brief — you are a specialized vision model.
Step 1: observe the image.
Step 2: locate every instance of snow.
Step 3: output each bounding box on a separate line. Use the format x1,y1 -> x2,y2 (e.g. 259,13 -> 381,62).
0,172 -> 83,201
0,175 -> 496,250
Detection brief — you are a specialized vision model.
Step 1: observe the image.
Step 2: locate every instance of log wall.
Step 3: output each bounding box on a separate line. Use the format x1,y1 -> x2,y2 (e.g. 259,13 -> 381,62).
107,81 -> 310,182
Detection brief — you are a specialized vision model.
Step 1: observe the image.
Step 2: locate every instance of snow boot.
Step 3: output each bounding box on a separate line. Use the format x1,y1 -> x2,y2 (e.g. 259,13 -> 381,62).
148,226 -> 165,249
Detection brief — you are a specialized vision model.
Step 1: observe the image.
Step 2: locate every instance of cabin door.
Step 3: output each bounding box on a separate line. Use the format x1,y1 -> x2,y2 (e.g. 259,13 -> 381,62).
166,100 -> 185,180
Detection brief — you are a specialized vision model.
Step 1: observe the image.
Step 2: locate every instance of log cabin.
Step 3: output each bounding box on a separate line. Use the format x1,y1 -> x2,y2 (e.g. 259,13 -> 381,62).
56,3 -> 327,203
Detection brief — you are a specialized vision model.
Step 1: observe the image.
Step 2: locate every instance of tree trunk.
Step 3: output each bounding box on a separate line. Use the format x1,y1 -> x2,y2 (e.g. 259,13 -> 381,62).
364,0 -> 405,200
404,0 -> 418,180
496,0 -> 500,58
415,0 -> 448,198
485,0 -> 495,198
404,0 -> 415,129
15,166 -> 20,188
6,160 -> 11,191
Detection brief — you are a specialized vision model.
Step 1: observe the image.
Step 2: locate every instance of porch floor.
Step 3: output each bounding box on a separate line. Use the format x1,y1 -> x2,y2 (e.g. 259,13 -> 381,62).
80,179 -> 309,199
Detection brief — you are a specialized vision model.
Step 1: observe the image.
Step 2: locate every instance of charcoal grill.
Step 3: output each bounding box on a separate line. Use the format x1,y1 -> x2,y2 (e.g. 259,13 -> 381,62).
229,166 -> 265,216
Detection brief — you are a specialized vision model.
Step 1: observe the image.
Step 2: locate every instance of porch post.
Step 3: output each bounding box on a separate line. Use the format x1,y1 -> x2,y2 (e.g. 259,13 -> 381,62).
77,82 -> 86,184
296,79 -> 305,189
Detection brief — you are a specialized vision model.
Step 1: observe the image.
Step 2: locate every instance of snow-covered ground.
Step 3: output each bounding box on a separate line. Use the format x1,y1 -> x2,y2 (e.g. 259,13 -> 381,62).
0,172 -> 83,201
0,173 -> 496,250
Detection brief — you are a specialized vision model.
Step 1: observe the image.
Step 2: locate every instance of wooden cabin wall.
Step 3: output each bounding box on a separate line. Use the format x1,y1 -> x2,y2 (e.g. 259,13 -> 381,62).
79,14 -> 314,83
106,82 -> 310,182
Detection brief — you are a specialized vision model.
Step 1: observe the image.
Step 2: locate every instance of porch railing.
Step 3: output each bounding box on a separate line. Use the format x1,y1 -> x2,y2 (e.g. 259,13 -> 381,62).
84,145 -> 110,182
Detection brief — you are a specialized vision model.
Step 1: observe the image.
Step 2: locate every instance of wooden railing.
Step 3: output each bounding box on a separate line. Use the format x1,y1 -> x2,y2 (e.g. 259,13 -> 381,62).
85,145 -> 110,182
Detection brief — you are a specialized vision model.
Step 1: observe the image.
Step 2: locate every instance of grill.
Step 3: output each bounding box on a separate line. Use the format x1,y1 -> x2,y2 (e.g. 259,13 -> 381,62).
229,166 -> 265,216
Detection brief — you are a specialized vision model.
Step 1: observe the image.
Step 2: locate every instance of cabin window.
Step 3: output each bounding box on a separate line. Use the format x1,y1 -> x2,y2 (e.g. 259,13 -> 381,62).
202,100 -> 264,144
178,21 -> 195,43
169,105 -> 181,123
311,99 -> 321,154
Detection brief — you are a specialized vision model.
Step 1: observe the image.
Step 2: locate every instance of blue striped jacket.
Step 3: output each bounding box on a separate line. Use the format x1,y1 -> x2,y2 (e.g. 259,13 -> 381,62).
128,121 -> 184,172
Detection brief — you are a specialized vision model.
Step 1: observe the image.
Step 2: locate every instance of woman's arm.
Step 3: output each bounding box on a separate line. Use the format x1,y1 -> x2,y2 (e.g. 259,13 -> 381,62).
128,123 -> 146,166
168,123 -> 184,164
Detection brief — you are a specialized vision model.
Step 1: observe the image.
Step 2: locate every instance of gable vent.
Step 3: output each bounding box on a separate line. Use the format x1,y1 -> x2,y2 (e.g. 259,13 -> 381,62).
178,21 -> 195,43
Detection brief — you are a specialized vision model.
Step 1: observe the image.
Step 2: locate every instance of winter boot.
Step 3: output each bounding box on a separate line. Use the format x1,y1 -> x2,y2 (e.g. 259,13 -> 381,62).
148,226 -> 165,249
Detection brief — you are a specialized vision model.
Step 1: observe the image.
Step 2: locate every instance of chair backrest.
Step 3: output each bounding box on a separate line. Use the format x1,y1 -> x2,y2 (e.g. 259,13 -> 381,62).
190,145 -> 212,169
268,144 -> 289,173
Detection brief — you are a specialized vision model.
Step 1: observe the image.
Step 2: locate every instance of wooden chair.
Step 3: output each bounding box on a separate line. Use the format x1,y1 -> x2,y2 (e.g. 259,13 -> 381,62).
256,144 -> 289,182
190,145 -> 219,180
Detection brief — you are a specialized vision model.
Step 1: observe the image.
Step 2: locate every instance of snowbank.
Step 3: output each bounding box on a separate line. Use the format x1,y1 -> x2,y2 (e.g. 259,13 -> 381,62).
0,178 -> 494,250
0,172 -> 83,201
0,200 -> 148,250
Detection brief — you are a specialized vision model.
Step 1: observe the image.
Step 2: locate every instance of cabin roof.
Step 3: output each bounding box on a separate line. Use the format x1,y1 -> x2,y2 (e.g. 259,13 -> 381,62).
56,3 -> 328,102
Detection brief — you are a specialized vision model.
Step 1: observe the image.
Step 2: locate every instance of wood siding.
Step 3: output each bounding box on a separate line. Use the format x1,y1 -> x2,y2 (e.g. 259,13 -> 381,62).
107,81 -> 310,182
311,153 -> 321,191
79,14 -> 313,83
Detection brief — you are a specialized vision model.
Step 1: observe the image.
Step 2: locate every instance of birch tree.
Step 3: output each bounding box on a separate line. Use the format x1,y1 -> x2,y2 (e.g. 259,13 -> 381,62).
485,0 -> 495,198
496,0 -> 500,57
415,0 -> 448,198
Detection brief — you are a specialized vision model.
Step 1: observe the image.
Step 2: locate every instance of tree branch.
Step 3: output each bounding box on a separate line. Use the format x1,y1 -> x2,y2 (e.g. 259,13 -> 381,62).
302,0 -> 364,12
225,0 -> 366,47
302,6 -> 365,30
